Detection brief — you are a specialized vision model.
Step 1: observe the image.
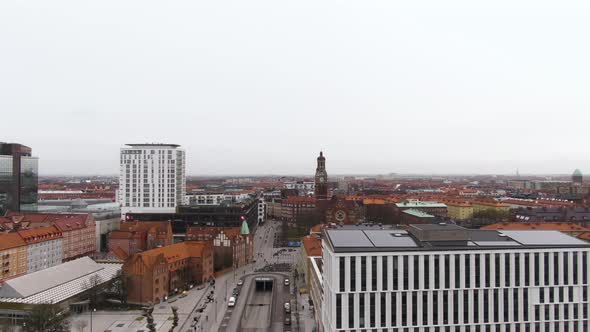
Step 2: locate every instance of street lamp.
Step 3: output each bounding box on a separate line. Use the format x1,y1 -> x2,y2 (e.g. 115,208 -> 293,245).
90,308 -> 96,332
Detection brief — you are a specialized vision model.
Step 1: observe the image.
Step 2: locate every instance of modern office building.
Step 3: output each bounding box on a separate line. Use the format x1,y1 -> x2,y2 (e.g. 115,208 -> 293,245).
321,223 -> 590,332
0,143 -> 38,213
119,144 -> 186,219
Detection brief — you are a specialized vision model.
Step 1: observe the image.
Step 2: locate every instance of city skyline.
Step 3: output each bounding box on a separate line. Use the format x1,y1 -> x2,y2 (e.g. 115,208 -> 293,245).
2,0 -> 590,175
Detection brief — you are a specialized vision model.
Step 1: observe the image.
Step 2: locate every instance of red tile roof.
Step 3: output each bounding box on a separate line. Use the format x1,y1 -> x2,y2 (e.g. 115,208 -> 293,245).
302,235 -> 322,257
17,225 -> 62,244
0,233 -> 26,251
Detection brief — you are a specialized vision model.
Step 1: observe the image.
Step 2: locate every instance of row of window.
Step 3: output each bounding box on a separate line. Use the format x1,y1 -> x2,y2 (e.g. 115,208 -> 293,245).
335,320 -> 589,332
335,289 -> 590,329
338,251 -> 589,293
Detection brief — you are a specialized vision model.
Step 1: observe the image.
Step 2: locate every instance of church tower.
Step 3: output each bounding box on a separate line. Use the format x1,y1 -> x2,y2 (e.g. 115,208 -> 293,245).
315,151 -> 328,199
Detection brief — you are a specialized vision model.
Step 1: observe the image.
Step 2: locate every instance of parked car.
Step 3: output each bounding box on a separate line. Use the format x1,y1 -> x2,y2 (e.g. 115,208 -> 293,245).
232,288 -> 239,296
284,302 -> 291,313
237,279 -> 244,286
284,316 -> 291,326
228,297 -> 236,307
284,278 -> 290,286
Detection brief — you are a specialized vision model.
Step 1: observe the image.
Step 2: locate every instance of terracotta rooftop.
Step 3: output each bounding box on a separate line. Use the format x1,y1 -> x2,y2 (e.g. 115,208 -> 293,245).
1,213 -> 91,232
17,226 -> 62,244
138,241 -> 209,267
302,235 -> 322,257
119,221 -> 171,234
0,233 -> 26,251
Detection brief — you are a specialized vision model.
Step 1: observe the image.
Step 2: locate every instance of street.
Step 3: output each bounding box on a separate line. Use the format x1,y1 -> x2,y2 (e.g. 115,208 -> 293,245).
69,219 -> 302,332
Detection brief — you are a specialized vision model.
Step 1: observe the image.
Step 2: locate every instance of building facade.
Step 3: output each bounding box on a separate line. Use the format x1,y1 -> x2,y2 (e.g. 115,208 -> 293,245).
281,196 -> 317,223
119,144 -> 186,218
321,224 -> 590,332
18,226 -> 63,274
122,241 -> 213,304
0,143 -> 38,213
108,221 -> 173,259
446,201 -> 475,220
2,212 -> 96,262
51,213 -> 96,261
0,233 -> 28,281
185,222 -> 253,272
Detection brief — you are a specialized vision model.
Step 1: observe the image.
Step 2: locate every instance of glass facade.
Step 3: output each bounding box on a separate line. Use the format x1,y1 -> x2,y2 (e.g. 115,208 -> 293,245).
0,156 -> 13,213
19,156 -> 38,211
0,144 -> 38,214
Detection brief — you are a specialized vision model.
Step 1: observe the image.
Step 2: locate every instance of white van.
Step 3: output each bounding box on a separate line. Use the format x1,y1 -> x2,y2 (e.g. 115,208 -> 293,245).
228,296 -> 236,307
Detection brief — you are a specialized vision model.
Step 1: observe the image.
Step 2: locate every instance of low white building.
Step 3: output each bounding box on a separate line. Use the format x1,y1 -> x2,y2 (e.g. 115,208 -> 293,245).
320,223 -> 590,332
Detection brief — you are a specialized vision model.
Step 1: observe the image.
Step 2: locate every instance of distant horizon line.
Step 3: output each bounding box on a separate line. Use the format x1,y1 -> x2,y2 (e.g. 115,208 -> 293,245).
37,172 -> 578,178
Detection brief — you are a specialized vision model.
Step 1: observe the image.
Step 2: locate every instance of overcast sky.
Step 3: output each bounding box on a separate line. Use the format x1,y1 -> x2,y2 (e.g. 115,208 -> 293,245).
1,1 -> 589,176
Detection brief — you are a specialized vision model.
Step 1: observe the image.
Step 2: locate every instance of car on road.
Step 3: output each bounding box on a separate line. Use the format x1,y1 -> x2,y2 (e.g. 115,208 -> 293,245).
228,297 -> 236,307
284,302 -> 291,313
284,278 -> 290,286
237,279 -> 244,286
284,316 -> 291,325
232,288 -> 239,296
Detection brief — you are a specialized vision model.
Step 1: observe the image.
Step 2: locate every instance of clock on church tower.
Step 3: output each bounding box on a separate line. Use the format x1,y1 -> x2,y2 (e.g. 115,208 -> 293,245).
314,151 -> 328,200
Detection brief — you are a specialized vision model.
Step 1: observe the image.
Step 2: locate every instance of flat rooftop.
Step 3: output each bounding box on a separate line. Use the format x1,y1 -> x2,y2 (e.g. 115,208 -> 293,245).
124,143 -> 180,148
324,224 -> 590,253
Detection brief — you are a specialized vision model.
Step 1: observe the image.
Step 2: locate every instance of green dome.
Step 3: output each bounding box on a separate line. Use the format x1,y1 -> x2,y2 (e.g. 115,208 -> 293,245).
240,220 -> 250,235
573,169 -> 583,177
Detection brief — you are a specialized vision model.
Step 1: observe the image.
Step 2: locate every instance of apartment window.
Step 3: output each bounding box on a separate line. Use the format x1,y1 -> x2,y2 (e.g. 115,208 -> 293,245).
369,293 -> 375,327
393,256 -> 398,290
425,255 -> 431,289
484,254 -> 491,287
534,253 -> 540,286
339,257 -> 345,292
391,293 -> 396,327
361,257 -> 367,291
336,294 -> 342,329
382,256 -> 388,291
405,256 -> 412,289
475,254 -> 481,288
372,256 -> 377,291
379,293 -> 386,327
359,293 -> 365,328
350,258 -> 356,292
413,255 -> 419,290
444,255 -> 450,289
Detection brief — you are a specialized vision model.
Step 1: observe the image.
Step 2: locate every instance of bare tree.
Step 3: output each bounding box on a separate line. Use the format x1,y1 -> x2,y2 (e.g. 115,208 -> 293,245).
112,270 -> 129,304
81,274 -> 103,307
22,304 -> 70,332
73,320 -> 88,332
168,306 -> 179,332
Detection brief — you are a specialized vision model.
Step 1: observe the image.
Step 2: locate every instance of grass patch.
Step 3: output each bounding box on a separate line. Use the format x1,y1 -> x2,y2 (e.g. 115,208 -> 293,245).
135,316 -> 144,321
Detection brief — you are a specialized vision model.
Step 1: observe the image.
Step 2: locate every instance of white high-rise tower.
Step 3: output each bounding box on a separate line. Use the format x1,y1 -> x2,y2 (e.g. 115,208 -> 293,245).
119,143 -> 186,218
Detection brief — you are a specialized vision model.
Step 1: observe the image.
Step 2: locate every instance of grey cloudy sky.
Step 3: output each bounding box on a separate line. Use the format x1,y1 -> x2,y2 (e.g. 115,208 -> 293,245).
1,1 -> 589,176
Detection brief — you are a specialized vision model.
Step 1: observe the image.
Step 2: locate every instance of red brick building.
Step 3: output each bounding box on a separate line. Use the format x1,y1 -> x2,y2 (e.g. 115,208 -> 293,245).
122,241 -> 213,304
186,224 -> 253,272
281,196 -> 317,223
108,221 -> 173,259
319,195 -> 364,225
